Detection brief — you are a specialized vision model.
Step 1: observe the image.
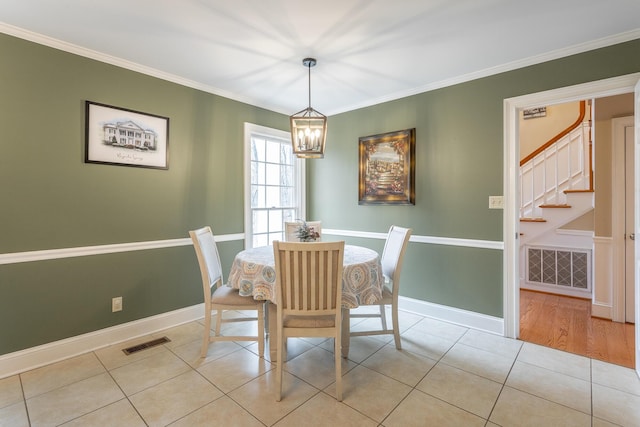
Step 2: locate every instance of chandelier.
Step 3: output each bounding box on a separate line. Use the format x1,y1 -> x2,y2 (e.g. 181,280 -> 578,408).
290,58 -> 327,158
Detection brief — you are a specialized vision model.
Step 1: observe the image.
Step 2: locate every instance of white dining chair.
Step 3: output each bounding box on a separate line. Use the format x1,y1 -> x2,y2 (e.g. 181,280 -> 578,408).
189,226 -> 264,358
349,225 -> 412,349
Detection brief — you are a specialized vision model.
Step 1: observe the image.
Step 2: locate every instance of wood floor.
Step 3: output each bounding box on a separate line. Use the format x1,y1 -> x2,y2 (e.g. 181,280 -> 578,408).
519,289 -> 635,368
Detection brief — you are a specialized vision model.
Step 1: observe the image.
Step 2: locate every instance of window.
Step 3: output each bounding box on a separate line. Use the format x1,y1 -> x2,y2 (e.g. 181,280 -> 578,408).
244,123 -> 305,248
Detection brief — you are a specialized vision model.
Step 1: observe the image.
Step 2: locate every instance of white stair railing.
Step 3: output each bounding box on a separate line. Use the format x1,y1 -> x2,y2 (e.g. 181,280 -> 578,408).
519,122 -> 591,219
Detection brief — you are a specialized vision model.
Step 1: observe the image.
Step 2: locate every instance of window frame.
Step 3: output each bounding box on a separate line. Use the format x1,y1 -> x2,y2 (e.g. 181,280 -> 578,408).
243,123 -> 306,248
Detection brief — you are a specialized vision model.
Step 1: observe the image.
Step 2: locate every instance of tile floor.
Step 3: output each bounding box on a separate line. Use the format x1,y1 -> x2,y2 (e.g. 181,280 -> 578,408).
1,307 -> 640,426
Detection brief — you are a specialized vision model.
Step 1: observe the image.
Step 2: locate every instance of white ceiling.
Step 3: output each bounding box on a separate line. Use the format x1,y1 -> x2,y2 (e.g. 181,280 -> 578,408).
1,0 -> 639,115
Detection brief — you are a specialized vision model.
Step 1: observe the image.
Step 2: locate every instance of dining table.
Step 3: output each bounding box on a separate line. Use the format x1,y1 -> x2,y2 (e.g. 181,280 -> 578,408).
227,243 -> 385,361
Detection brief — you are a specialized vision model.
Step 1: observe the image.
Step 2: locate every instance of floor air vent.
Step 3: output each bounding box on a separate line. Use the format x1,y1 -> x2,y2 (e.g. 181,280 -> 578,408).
122,337 -> 171,355
526,246 -> 591,292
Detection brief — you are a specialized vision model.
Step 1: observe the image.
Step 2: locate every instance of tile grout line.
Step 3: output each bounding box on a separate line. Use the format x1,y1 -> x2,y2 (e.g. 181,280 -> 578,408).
378,322 -> 479,425
18,371 -> 31,427
484,337 -> 526,425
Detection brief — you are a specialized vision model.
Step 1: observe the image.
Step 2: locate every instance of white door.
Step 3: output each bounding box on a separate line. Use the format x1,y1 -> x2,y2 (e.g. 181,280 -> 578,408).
626,123 -> 636,323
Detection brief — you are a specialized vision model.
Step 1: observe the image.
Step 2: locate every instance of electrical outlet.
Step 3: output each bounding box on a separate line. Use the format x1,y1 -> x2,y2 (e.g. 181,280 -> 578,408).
112,296 -> 123,312
489,196 -> 504,209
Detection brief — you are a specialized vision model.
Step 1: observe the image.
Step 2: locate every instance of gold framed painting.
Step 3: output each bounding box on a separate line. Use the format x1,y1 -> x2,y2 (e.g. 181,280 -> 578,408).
358,128 -> 415,205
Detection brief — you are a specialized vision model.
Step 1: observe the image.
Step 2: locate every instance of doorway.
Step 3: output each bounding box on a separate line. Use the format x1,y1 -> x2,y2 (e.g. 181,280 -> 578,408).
517,99 -> 635,367
519,289 -> 635,367
503,73 -> 640,373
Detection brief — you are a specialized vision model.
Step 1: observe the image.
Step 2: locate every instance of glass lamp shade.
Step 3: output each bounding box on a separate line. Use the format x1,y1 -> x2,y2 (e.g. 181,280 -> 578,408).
290,107 -> 327,159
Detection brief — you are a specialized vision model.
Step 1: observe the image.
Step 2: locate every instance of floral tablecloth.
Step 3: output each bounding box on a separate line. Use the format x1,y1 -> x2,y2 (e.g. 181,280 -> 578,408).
227,244 -> 384,308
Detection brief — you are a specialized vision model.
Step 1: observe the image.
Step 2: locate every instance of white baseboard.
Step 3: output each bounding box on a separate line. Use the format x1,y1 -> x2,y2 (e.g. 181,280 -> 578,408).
1,298 -> 504,379
520,282 -> 592,299
593,236 -> 614,320
0,304 -> 204,379
398,296 -> 504,335
591,302 -> 613,319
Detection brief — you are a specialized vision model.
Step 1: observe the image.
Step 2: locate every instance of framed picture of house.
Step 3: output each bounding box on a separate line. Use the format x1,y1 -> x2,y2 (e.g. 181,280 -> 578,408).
358,128 -> 415,205
85,101 -> 169,170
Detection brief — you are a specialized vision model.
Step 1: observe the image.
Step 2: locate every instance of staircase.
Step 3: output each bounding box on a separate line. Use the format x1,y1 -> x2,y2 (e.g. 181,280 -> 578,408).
519,117 -> 593,245
518,104 -> 594,297
519,189 -> 594,246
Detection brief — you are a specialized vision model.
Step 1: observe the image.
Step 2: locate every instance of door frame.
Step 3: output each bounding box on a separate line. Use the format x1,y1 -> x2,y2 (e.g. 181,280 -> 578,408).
503,74 -> 640,351
634,78 -> 640,374
612,116 -> 636,322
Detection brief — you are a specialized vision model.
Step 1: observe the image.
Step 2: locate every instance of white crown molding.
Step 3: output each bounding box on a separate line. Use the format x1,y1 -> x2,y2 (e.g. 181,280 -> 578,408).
2,22 -> 638,117
328,29 -> 640,115
0,22 -> 266,111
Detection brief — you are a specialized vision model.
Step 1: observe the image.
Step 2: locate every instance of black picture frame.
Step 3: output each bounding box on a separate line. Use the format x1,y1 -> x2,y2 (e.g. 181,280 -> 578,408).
85,101 -> 169,170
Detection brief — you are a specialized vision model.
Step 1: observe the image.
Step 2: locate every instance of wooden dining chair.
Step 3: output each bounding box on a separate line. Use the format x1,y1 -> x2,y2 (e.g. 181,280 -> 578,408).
273,240 -> 345,401
189,226 -> 264,358
349,225 -> 412,349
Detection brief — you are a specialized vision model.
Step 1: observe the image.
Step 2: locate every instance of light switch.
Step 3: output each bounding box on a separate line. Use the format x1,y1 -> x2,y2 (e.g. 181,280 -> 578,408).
489,196 -> 503,209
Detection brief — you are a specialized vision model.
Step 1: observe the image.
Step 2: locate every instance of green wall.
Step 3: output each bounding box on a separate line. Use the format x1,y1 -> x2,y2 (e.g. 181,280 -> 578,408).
0,34 -> 287,354
1,31 -> 639,356
309,39 -> 640,317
